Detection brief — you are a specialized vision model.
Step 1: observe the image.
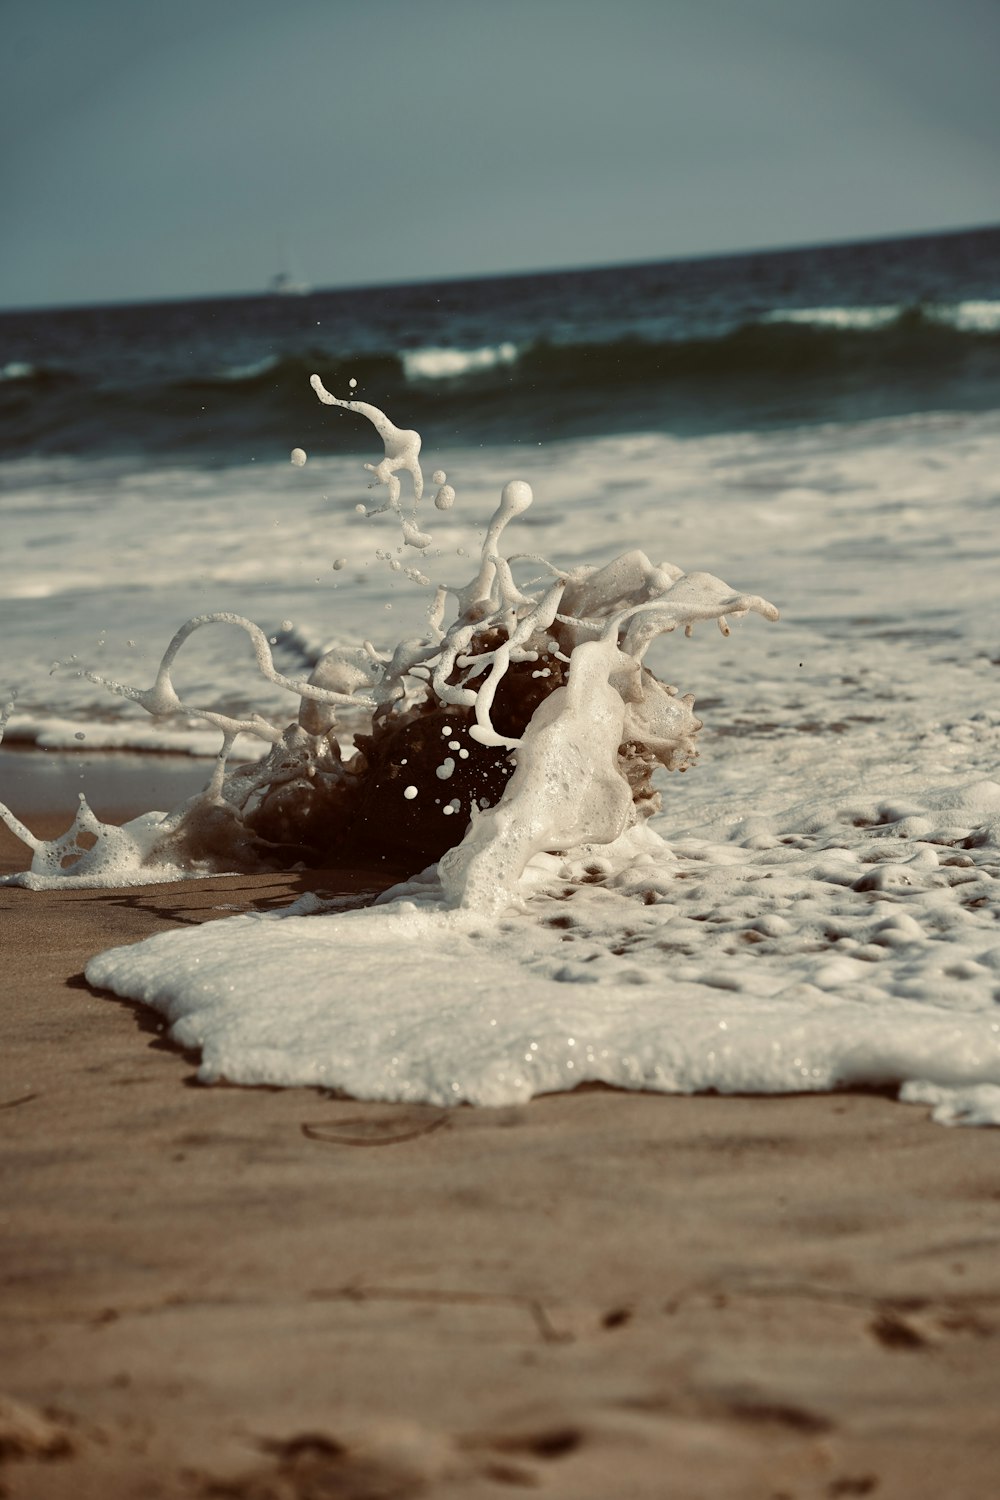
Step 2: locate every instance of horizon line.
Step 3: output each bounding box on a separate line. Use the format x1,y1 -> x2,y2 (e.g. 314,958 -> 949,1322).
2,218 -> 998,318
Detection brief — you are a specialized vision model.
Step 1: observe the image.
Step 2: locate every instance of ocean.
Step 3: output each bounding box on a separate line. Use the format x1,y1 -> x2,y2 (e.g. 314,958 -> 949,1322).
2,225 -> 1000,1123
4,225 -> 1000,460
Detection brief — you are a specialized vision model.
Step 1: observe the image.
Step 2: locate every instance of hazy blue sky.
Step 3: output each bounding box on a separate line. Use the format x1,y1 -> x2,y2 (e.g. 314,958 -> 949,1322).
2,0 -> 998,309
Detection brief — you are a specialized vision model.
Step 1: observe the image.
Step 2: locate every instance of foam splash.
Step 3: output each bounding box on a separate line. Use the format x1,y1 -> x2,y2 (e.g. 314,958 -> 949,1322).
1,382 -> 776,895
309,374 -> 430,548
6,387 -> 1000,1126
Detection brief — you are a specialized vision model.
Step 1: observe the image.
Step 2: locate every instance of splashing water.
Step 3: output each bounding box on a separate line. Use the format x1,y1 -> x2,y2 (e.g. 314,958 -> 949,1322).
6,383 -> 1000,1127
0,379 -> 777,895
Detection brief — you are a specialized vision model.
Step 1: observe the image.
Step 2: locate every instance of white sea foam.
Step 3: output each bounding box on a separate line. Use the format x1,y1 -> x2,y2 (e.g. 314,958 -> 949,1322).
402,342 -> 518,380
764,305 -> 901,330
85,773 -> 1000,1115
217,354 -> 283,381
6,800 -> 194,890
1,713 -> 264,759
3,409 -> 997,748
1,361 -> 35,381
947,299 -> 1000,333
4,401 -> 1000,1124
764,300 -> 1000,335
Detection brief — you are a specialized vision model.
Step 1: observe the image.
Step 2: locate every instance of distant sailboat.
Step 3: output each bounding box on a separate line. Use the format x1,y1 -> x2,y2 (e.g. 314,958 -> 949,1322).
269,243 -> 311,297
270,269 -> 311,297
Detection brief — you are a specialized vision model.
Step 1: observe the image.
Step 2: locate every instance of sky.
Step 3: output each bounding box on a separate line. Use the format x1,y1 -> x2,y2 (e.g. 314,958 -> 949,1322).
2,0 -> 998,310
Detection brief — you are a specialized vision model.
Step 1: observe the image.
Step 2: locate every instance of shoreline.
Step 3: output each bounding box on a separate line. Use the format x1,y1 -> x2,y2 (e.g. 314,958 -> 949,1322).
0,744 -> 217,826
3,798 -> 1000,1493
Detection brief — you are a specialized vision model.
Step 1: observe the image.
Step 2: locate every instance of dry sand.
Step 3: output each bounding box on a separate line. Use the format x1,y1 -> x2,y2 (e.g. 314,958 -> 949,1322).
2,807 -> 1000,1499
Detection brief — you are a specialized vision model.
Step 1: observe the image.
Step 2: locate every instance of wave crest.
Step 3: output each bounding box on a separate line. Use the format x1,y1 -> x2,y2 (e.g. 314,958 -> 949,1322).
4,307 -> 999,458
402,342 -> 519,380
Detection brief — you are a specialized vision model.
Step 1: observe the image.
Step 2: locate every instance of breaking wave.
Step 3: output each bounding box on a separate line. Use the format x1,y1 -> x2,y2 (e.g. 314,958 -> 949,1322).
401,342 -> 519,380
3,305 -> 999,459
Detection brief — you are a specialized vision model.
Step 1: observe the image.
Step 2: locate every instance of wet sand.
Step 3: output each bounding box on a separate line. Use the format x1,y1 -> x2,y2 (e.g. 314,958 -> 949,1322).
2,802 -> 1000,1498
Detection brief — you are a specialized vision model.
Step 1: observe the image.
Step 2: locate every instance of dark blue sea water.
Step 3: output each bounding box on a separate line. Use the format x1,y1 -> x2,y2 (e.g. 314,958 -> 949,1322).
1,225 -> 998,461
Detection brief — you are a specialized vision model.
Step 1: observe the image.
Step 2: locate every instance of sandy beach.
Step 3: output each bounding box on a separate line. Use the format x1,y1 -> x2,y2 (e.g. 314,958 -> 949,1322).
4,0 -> 1000,1491
2,799 -> 999,1500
